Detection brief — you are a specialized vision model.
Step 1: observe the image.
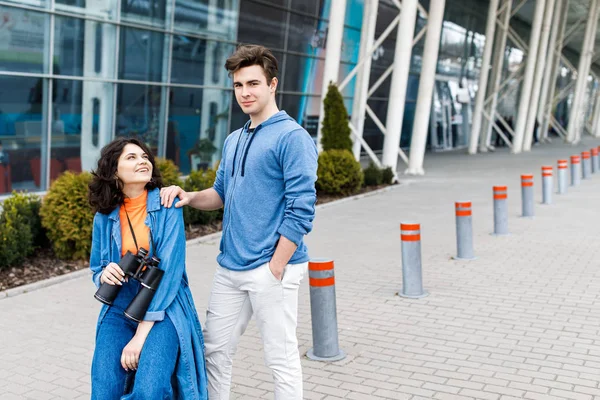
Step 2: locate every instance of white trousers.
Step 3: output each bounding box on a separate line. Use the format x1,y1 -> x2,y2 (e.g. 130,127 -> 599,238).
203,261 -> 307,400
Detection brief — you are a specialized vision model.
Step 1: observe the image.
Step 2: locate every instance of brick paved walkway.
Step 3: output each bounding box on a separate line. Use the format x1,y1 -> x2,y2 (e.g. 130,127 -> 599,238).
2,138 -> 600,399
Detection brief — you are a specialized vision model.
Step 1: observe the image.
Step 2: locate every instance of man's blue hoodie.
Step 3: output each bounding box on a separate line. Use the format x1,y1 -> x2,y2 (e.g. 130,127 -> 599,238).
213,110 -> 318,271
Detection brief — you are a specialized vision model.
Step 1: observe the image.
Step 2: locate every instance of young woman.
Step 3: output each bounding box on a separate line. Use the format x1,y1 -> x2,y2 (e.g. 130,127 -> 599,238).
88,137 -> 208,399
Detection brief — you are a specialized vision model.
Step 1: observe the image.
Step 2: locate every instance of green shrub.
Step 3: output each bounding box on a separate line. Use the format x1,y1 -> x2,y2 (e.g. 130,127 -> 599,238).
182,169 -> 222,226
40,172 -> 94,260
321,82 -> 353,152
363,162 -> 383,187
382,166 -> 395,185
2,191 -> 46,247
0,206 -> 33,269
156,157 -> 182,187
316,149 -> 363,196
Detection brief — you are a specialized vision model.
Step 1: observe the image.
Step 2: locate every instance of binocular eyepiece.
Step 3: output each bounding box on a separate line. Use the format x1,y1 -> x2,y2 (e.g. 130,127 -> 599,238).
94,248 -> 164,323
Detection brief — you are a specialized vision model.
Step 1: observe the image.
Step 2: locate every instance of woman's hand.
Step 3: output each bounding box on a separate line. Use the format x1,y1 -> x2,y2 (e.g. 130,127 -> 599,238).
121,335 -> 145,371
100,262 -> 126,285
160,185 -> 190,208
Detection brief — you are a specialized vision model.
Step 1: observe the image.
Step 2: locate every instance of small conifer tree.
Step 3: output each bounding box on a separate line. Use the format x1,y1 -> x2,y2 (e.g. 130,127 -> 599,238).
321,82 -> 353,151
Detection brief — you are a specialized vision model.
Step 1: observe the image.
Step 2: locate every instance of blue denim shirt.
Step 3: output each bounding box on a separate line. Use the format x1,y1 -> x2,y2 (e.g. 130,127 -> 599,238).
89,188 -> 208,399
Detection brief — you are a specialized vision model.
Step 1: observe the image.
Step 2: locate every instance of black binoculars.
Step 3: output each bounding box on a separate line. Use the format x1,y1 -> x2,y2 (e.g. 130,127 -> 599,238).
94,248 -> 164,322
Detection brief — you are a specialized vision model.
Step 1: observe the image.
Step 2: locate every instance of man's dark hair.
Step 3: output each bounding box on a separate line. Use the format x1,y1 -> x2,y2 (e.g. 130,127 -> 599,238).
88,137 -> 163,214
225,44 -> 279,83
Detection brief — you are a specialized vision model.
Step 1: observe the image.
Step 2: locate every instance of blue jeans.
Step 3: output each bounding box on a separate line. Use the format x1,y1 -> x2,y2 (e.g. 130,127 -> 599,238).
91,309 -> 179,400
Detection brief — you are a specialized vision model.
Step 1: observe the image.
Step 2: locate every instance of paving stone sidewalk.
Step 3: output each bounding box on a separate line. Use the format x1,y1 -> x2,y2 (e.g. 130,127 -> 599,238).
2,138 -> 600,400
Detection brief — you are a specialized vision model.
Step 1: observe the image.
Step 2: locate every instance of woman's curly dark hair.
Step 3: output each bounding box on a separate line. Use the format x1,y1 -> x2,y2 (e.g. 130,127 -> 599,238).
89,137 -> 163,214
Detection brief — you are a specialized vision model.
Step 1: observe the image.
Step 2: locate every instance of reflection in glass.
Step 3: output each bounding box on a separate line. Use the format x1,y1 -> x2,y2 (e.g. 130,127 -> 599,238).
168,88 -> 231,174
55,0 -> 118,20
281,94 -> 320,137
238,1 -> 286,50
174,0 -> 238,40
0,76 -> 48,193
121,0 -> 168,27
281,54 -> 323,94
116,84 -> 164,153
51,79 -> 84,177
287,14 -> 327,55
54,16 -> 85,76
171,36 -> 233,86
119,27 -> 166,82
0,6 -> 49,74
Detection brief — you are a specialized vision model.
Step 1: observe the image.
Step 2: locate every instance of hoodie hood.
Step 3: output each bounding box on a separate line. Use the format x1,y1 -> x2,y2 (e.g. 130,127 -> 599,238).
232,111 -> 295,177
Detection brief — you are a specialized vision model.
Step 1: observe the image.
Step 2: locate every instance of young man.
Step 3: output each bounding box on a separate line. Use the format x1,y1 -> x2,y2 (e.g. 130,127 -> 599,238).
160,45 -> 318,399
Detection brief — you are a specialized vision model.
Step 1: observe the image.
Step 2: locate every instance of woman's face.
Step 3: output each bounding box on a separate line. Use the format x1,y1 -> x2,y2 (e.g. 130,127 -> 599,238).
116,143 -> 153,188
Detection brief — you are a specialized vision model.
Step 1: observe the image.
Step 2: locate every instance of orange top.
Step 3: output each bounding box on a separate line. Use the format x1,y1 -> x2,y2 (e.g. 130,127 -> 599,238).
119,191 -> 150,257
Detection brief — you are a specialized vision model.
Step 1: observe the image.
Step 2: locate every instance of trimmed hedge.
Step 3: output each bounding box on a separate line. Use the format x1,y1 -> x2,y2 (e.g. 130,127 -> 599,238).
316,149 -> 363,196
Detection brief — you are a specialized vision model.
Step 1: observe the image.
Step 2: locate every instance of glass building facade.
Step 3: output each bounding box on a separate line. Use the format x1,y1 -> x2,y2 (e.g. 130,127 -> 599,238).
0,0 -> 527,194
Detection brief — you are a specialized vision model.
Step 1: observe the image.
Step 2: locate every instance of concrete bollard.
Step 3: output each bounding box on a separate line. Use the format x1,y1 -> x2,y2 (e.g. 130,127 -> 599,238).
582,151 -> 591,179
307,259 -> 346,362
399,223 -> 428,298
521,175 -> 534,217
557,159 -> 568,194
592,148 -> 599,173
571,155 -> 581,186
541,166 -> 553,205
493,186 -> 509,235
454,201 -> 475,260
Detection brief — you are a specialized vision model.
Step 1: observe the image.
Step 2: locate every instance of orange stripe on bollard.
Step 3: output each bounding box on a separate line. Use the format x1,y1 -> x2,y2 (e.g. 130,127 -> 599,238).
309,261 -> 334,271
592,148 -> 599,156
493,186 -> 507,191
571,156 -> 580,163
542,173 -> 552,177
455,202 -> 472,208
400,223 -> 420,231
401,234 -> 421,241
309,277 -> 335,287
521,182 -> 533,187
521,175 -> 534,179
494,194 -> 507,200
582,151 -> 590,159
455,210 -> 472,217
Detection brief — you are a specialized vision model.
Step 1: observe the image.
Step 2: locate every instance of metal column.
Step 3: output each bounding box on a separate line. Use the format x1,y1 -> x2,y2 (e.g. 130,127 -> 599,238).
512,0 -> 546,153
469,0 -> 500,154
316,0 -> 347,153
406,0 -> 446,175
522,0 -> 557,151
541,0 -> 570,141
567,0 -> 599,143
381,0 -> 418,172
351,0 -> 379,160
537,0 -> 565,142
481,0 -> 514,151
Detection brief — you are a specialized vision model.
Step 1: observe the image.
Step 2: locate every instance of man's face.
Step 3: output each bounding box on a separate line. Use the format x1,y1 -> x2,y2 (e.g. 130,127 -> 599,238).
233,65 -> 277,116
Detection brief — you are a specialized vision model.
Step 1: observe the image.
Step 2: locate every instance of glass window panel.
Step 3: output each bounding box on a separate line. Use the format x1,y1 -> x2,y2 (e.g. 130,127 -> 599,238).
0,6 -> 49,74
174,0 -> 239,41
287,14 -> 327,55
281,54 -> 323,94
55,0 -> 118,20
116,84 -> 163,152
50,79 -> 84,178
3,0 -> 47,7
344,0 -> 363,30
280,94 -> 320,138
121,0 -> 168,27
119,27 -> 166,82
168,87 -> 231,174
290,0 -> 325,16
171,37 -> 234,86
238,1 -> 287,50
341,27 -> 361,64
53,16 -> 85,76
0,76 -> 47,193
